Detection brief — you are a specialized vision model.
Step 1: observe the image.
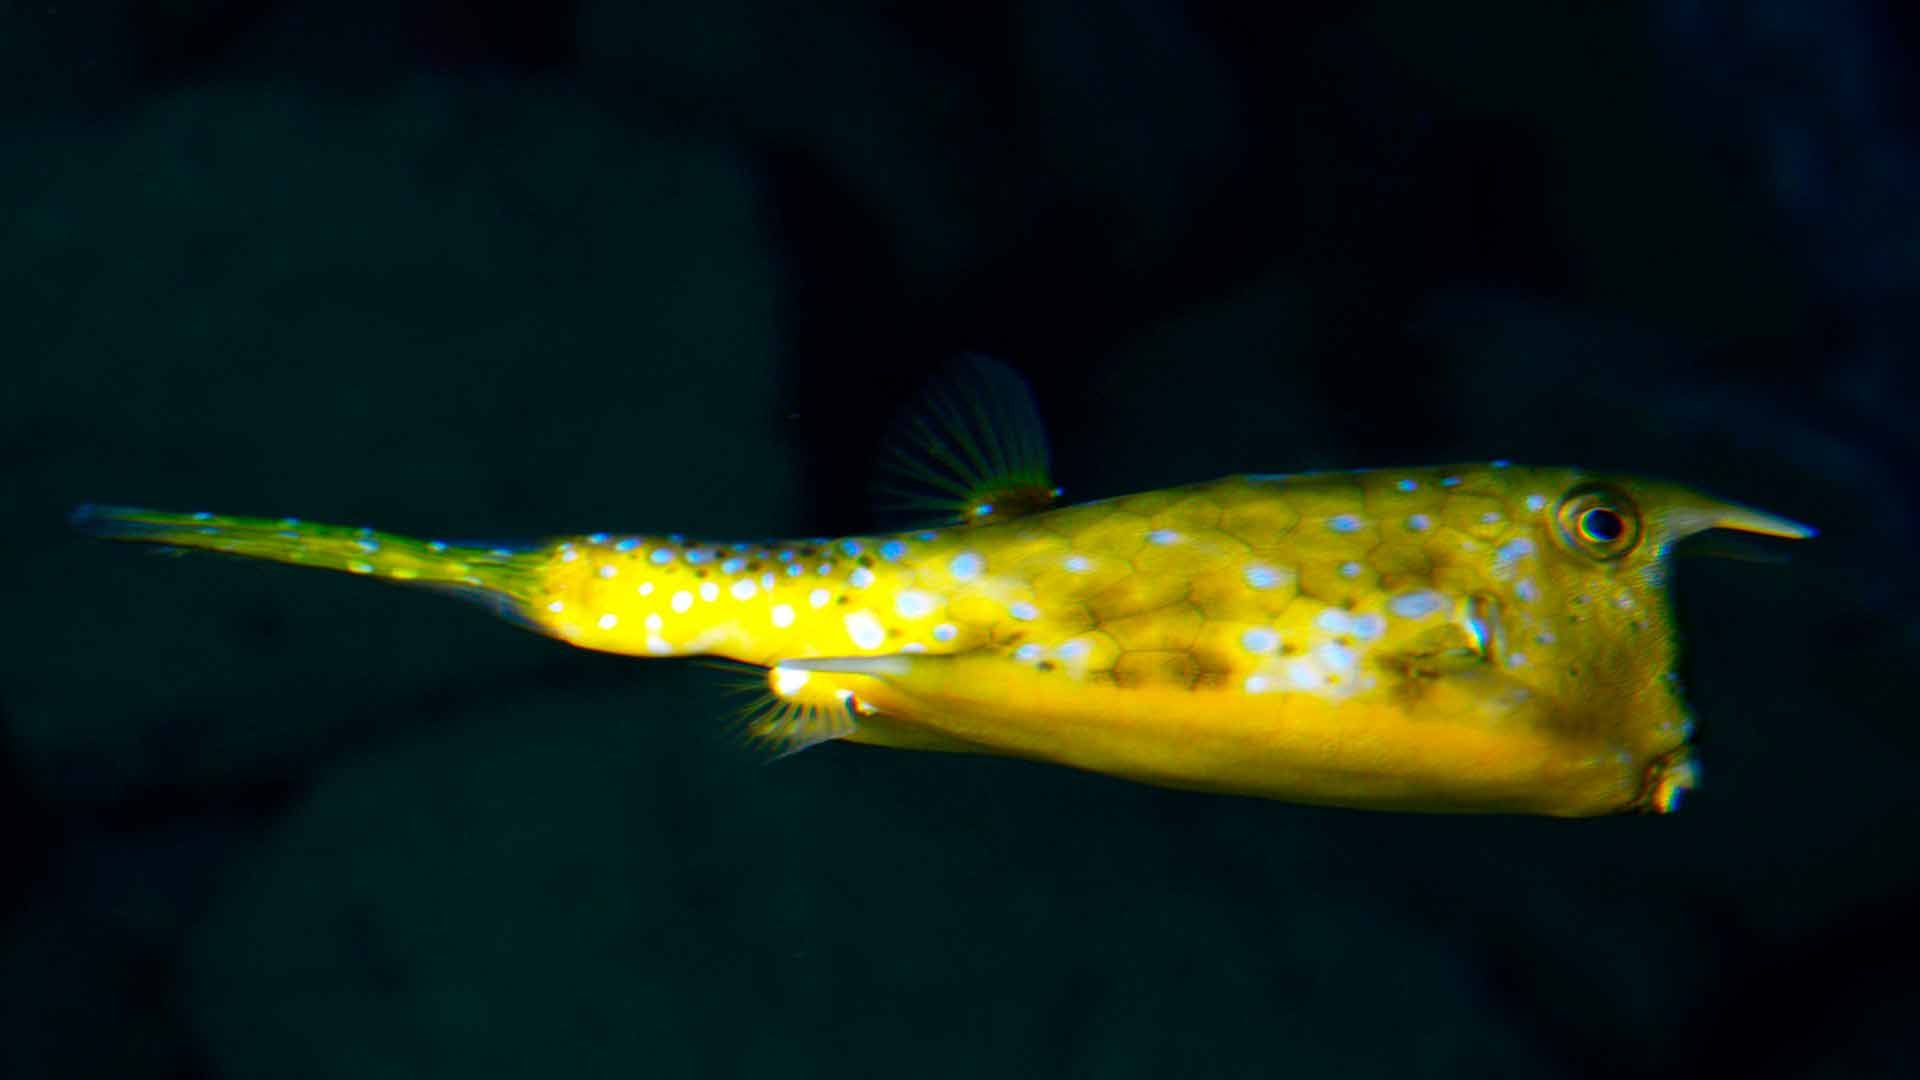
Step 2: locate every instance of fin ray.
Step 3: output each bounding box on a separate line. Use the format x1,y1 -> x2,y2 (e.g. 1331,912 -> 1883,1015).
873,356 -> 1058,526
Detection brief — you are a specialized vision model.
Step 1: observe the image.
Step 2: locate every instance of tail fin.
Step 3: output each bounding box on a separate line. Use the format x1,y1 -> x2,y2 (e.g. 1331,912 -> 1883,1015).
72,504 -> 545,612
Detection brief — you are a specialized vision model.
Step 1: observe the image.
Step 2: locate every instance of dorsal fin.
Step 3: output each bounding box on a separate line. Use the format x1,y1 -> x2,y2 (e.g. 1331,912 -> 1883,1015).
873,356 -> 1059,527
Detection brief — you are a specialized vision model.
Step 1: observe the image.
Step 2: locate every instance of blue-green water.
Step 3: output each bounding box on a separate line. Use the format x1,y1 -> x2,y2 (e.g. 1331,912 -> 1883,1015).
3,3 -> 1913,1077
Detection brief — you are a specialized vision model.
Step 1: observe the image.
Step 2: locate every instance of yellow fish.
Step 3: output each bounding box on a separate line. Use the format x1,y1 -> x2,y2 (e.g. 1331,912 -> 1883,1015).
75,361 -> 1813,816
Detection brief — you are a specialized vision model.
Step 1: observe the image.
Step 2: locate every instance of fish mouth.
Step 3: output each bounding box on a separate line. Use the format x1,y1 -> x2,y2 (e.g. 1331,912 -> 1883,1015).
1640,747 -> 1698,814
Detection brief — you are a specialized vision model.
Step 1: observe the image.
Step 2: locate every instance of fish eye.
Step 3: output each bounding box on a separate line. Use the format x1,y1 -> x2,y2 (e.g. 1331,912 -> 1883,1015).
1554,484 -> 1641,560
1579,507 -> 1625,543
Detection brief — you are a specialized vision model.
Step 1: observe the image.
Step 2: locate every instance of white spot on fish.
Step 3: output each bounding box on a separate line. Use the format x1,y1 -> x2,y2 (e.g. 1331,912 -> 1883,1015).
1008,602 -> 1039,621
645,614 -> 663,632
896,591 -> 934,618
638,582 -> 654,597
773,666 -> 810,697
597,613 -> 618,630
849,567 -> 876,589
1316,643 -> 1355,673
347,561 -> 373,575
685,550 -> 709,565
1535,631 -> 1556,645
1515,579 -> 1538,602
1147,529 -> 1181,545
1015,643 -> 1044,662
1241,627 -> 1279,653
1315,609 -> 1351,635
844,611 -> 885,650
1441,476 -> 1462,487
1327,514 -> 1362,533
761,572 -> 775,590
671,590 -> 693,613
949,552 -> 983,581
597,564 -> 617,579
1395,478 -> 1417,492
1480,511 -> 1503,525
1287,661 -> 1320,688
1245,564 -> 1283,589
616,538 -> 638,552
1406,514 -> 1432,532
1350,614 -> 1385,641
1339,561 -> 1363,579
809,588 -> 831,608
1064,555 -> 1092,573
771,603 -> 795,628
730,579 -> 757,601
1057,639 -> 1091,661
839,540 -> 863,558
880,540 -> 907,561
699,582 -> 720,603
1507,652 -> 1528,668
933,623 -> 958,642
1497,537 -> 1535,561
1525,494 -> 1547,512
1245,674 -> 1272,694
650,549 -> 674,565
546,600 -> 565,614
1390,590 -> 1446,619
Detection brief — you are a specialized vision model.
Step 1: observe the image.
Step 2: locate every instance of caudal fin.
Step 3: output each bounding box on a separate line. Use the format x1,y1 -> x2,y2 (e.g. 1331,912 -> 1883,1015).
72,504 -> 545,611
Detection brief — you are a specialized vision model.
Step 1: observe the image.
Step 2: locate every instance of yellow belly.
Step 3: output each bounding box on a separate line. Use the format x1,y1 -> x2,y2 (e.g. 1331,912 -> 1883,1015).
835,653 -> 1652,816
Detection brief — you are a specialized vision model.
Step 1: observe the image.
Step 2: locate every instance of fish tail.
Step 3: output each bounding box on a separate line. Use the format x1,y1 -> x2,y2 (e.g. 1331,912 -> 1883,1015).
71,504 -> 545,609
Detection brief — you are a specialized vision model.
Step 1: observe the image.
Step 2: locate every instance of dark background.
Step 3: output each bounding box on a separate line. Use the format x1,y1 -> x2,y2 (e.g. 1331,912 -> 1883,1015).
3,2 -> 1915,1077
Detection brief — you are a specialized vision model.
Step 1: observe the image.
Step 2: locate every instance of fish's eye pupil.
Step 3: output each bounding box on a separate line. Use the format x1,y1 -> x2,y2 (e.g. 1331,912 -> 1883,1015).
1580,506 -> 1625,544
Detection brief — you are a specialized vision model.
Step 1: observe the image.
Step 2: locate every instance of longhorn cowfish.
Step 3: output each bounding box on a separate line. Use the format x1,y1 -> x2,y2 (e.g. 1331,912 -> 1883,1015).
74,360 -> 1813,816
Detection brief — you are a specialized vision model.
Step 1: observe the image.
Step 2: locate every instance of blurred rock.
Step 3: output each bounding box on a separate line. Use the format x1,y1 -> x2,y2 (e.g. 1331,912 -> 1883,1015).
182,674 -> 1553,1078
1064,271 -> 1335,495
0,3 -> 141,122
0,818 -> 238,1079
1014,0 -> 1245,279
578,1 -> 1027,295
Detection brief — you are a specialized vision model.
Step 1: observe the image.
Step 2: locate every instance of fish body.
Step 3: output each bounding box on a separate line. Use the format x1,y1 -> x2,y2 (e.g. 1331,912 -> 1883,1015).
76,370 -> 1812,816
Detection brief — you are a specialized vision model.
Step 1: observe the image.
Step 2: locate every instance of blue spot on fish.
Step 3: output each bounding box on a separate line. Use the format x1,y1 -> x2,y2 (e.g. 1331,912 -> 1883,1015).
1390,591 -> 1447,619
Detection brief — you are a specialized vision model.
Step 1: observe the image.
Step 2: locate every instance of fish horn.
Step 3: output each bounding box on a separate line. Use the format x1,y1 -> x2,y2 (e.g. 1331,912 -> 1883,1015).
1660,493 -> 1818,542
